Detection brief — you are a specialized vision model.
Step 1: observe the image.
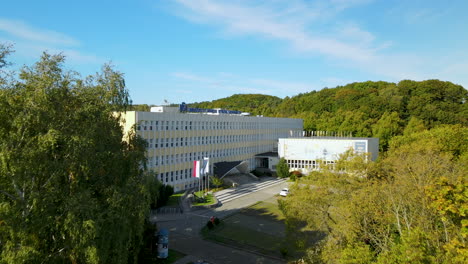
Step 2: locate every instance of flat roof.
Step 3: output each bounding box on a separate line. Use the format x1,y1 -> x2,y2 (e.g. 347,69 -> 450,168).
284,136 -> 378,140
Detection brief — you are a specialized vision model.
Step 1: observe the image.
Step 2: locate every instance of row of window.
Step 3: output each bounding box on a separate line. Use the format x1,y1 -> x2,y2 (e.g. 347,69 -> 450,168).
146,134 -> 270,148
147,147 -> 259,167
138,120 -> 265,131
286,159 -> 335,169
158,169 -> 195,183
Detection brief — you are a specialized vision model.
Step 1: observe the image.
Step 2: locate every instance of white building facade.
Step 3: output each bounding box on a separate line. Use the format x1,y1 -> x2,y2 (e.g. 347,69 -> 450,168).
278,137 -> 379,174
120,107 -> 303,191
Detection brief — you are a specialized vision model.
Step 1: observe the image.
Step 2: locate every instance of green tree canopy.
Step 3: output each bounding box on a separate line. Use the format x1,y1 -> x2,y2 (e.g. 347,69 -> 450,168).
189,94 -> 282,116
187,80 -> 467,150
0,50 -> 151,263
276,158 -> 290,179
280,125 -> 468,263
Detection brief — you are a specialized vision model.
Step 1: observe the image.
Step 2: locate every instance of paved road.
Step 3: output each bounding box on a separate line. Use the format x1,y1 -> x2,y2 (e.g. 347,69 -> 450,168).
154,177 -> 289,264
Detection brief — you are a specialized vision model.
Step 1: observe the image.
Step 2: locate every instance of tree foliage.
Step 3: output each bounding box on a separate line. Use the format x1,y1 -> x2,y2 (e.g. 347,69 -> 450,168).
189,94 -> 283,116
210,176 -> 224,189
276,158 -> 290,179
187,80 -> 467,150
0,49 -> 152,263
280,125 -> 468,263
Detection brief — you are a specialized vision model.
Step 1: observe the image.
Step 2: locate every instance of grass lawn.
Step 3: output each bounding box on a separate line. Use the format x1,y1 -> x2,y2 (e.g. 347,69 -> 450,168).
242,200 -> 285,222
201,198 -> 320,259
202,221 -> 284,257
192,193 -> 215,206
166,193 -> 183,206
201,198 -> 289,258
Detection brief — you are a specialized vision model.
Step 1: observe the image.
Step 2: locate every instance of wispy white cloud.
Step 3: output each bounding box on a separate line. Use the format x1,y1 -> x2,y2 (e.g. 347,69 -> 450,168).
172,0 -> 380,63
160,0 -> 468,100
172,72 -> 217,84
320,77 -> 357,88
168,0 -> 447,82
0,18 -> 79,46
251,78 -> 316,94
10,42 -> 103,65
328,0 -> 373,11
224,84 -> 274,95
171,71 -> 353,97
334,23 -> 375,47
0,18 -> 103,66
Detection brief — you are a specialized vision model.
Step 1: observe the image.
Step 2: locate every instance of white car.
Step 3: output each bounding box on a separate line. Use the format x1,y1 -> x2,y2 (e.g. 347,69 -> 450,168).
279,188 -> 289,197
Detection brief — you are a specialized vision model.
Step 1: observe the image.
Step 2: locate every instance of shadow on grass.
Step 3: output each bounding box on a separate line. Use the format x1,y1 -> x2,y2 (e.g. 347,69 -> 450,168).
239,200 -> 285,223
200,199 -> 327,261
201,222 -> 284,259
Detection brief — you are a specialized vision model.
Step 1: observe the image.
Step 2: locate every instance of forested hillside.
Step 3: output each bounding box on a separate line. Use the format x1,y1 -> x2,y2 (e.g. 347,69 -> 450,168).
189,94 -> 283,116
189,80 -> 467,151
189,81 -> 467,262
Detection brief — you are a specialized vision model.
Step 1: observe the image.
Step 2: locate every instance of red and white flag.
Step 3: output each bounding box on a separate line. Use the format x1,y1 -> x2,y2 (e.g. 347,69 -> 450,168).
192,160 -> 200,178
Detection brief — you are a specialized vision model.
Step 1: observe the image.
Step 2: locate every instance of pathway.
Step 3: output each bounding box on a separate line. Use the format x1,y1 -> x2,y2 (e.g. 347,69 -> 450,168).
153,177 -> 289,264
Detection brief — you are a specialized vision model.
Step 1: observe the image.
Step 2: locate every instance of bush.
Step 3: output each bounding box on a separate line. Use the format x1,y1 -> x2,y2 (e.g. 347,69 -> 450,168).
251,170 -> 264,177
214,217 -> 220,225
290,171 -> 303,181
206,221 -> 214,230
277,158 -> 290,179
156,184 -> 174,208
280,247 -> 288,258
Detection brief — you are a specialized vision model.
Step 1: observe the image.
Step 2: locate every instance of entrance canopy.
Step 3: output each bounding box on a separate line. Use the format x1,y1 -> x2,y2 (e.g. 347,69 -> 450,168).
214,160 -> 249,179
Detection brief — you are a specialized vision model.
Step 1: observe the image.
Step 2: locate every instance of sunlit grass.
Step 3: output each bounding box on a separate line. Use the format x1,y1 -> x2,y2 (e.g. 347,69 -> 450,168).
201,198 -> 289,258
166,193 -> 183,206
192,193 -> 215,206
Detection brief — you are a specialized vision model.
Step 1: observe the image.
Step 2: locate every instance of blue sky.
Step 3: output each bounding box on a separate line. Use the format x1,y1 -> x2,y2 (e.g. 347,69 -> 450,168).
1,0 -> 467,105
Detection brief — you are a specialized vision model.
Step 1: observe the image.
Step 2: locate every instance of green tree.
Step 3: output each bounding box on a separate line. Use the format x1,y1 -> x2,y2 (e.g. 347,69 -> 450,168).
403,116 -> 426,135
0,44 -> 13,89
0,51 -> 151,263
276,158 -> 290,178
280,125 -> 467,263
372,111 -> 403,151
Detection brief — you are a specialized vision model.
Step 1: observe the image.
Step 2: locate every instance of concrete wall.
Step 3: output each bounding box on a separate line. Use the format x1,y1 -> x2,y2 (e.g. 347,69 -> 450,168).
278,137 -> 379,174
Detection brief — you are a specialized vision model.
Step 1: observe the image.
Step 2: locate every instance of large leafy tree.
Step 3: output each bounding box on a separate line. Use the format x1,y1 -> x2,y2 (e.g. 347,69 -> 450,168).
0,49 -> 150,263
280,125 -> 467,263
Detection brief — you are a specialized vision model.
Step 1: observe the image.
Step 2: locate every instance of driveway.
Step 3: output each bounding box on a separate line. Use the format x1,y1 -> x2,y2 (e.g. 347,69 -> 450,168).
155,177 -> 289,264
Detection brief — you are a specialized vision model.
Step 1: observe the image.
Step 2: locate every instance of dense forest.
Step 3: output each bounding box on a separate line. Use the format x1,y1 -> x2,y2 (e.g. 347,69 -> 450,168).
188,80 -> 467,151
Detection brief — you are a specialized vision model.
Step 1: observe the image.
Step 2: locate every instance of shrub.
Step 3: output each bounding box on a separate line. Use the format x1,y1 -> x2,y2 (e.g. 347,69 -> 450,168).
280,247 -> 288,258
251,170 -> 264,177
206,221 -> 214,230
290,170 -> 303,181
156,184 -> 174,208
277,158 -> 290,179
214,217 -> 220,225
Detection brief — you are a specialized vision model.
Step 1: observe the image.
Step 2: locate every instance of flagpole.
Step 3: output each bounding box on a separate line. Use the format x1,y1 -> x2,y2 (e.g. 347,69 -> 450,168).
198,158 -> 202,193
207,157 -> 210,193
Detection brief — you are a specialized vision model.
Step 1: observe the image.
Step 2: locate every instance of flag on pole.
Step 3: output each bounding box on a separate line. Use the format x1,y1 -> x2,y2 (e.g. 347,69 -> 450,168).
192,160 -> 200,178
201,157 -> 209,176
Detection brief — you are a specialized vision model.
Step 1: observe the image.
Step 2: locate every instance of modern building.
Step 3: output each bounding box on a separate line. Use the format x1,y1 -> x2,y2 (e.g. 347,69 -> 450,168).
276,137 -> 379,174
120,105 -> 303,192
